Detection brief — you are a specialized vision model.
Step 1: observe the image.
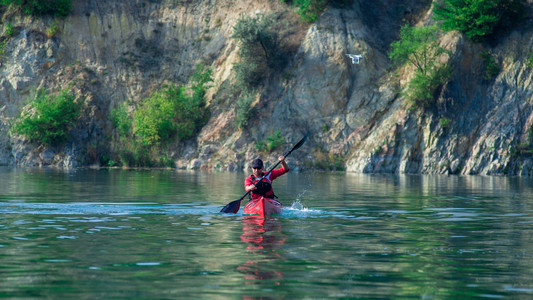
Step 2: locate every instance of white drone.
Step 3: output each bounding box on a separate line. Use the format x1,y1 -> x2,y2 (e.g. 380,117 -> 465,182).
346,54 -> 363,64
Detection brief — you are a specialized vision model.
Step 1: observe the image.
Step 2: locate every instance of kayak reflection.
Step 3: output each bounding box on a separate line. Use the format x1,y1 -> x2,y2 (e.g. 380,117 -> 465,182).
237,216 -> 286,286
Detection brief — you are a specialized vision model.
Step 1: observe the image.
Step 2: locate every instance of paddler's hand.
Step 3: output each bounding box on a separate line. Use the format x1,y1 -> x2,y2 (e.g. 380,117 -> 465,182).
279,155 -> 289,171
246,184 -> 257,192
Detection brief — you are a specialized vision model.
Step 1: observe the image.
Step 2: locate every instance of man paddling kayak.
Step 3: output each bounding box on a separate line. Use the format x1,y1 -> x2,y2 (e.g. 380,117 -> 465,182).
220,133 -> 307,214
245,156 -> 289,201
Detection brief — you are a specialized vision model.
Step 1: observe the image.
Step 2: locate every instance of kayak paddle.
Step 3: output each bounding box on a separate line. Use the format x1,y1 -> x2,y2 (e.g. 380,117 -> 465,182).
220,132 -> 309,213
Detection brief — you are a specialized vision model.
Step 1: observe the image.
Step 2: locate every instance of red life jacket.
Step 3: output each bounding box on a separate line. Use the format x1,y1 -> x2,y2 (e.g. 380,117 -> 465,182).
245,167 -> 289,200
248,174 -> 275,199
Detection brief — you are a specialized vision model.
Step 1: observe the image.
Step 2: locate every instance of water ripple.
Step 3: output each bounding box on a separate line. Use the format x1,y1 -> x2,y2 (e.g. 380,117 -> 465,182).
0,202 -> 220,215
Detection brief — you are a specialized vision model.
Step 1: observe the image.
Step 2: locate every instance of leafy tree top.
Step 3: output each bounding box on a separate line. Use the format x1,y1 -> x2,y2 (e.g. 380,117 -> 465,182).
433,0 -> 526,41
388,25 -> 449,76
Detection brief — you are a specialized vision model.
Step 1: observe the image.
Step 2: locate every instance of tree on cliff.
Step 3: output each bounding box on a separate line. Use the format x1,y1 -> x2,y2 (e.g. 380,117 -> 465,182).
433,0 -> 526,42
0,0 -> 72,17
389,25 -> 451,106
282,0 -> 353,22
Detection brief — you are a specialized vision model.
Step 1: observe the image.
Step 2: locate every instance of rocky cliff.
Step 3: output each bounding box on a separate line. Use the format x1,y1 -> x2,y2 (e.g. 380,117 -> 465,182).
1,0 -> 533,175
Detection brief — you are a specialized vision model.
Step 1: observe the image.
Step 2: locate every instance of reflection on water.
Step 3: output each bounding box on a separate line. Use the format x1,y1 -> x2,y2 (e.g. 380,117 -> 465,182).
238,216 -> 286,287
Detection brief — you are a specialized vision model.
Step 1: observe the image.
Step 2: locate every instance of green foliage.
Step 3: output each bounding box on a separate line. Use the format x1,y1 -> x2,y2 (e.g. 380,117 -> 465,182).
3,23 -> 13,37
480,51 -> 500,80
46,20 -> 59,38
190,64 -> 213,104
0,39 -> 7,60
110,102 -> 132,137
294,0 -> 328,22
235,92 -> 256,130
440,117 -> 451,128
389,25 -> 452,107
0,0 -> 72,17
109,65 -> 212,167
132,65 -> 212,147
405,65 -> 452,106
389,25 -> 448,76
256,130 -> 285,153
133,84 -> 206,147
282,0 -> 351,22
232,14 -> 286,89
433,0 -> 526,41
0,23 -> 12,61
322,124 -> 329,133
233,61 -> 262,90
527,52 -> 533,69
11,88 -> 81,146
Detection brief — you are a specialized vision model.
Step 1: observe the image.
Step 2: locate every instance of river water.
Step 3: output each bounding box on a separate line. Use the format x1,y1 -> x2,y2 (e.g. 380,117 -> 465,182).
1,168 -> 533,299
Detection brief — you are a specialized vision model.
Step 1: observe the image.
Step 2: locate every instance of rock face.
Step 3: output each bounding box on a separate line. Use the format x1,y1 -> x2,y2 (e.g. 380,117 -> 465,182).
1,0 -> 533,175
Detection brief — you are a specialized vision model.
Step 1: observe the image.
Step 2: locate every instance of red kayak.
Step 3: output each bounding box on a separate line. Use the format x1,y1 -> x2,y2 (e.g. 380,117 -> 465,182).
243,197 -> 282,217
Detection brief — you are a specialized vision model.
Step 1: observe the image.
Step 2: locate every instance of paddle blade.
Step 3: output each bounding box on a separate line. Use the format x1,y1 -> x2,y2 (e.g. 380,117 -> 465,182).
293,132 -> 309,151
285,132 -> 309,156
220,199 -> 242,213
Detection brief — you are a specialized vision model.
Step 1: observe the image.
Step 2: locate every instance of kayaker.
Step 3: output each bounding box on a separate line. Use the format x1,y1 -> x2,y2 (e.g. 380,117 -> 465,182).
245,156 -> 289,200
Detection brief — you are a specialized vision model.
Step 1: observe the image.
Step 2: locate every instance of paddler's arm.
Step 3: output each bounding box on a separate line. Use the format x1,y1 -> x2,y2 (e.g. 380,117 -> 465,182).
279,156 -> 289,172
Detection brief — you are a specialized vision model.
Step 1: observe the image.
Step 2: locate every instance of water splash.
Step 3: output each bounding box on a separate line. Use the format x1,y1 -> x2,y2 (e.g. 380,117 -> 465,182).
283,199 -> 325,217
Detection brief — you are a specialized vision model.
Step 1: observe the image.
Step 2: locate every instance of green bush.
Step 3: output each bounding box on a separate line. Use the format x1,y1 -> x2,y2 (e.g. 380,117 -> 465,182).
282,0 -> 351,22
233,61 -> 262,90
109,65 -> 212,167
133,85 -> 185,147
433,0 -> 526,41
440,117 -> 451,128
3,23 -> 13,37
405,65 -> 451,106
11,88 -> 81,146
235,92 -> 256,130
133,83 -> 210,147
480,51 -> 500,80
0,0 -> 72,17
0,39 -> 7,59
232,14 -> 286,89
132,65 -> 211,147
527,52 -> 533,69
294,0 -> 328,22
110,102 -> 132,137
256,130 -> 285,153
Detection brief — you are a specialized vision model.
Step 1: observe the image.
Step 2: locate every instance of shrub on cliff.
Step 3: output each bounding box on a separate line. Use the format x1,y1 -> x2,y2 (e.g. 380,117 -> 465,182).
433,0 -> 526,41
232,14 -> 286,89
109,65 -> 212,167
11,88 -> 81,146
235,91 -> 256,130
0,0 -> 72,17
133,65 -> 212,147
480,50 -> 500,80
282,0 -> 352,22
389,25 -> 451,106
291,0 -> 327,22
133,85 -> 193,147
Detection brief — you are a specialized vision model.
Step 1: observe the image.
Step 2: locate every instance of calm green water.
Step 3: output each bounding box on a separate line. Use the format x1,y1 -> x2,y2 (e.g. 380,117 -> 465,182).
1,168 -> 533,299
